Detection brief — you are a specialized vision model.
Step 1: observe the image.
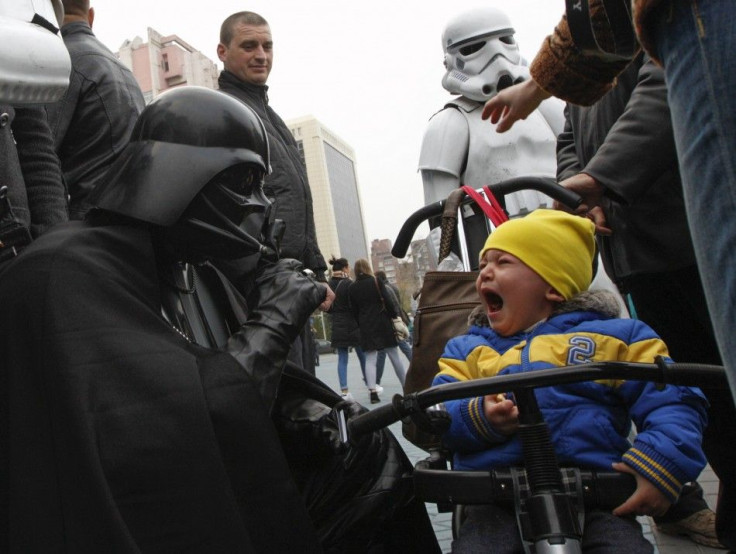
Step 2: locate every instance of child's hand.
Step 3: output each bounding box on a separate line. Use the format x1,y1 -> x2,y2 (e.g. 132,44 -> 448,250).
611,462 -> 672,517
483,393 -> 519,436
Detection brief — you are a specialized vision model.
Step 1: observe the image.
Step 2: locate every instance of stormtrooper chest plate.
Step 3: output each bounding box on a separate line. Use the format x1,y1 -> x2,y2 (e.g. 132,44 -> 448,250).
458,100 -> 559,215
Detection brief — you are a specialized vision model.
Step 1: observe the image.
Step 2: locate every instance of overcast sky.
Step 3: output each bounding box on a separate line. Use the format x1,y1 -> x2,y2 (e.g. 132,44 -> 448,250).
93,0 -> 565,247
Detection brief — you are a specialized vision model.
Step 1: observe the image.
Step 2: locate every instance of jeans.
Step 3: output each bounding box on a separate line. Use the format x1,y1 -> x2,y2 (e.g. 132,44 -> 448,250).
452,504 -> 652,554
364,347 -> 406,390
336,346 -> 365,391
652,0 -> 736,401
652,1 -> 736,547
375,339 -> 412,384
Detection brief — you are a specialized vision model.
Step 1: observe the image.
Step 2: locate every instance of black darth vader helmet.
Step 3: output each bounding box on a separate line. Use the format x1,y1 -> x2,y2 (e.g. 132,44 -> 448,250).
88,86 -> 275,260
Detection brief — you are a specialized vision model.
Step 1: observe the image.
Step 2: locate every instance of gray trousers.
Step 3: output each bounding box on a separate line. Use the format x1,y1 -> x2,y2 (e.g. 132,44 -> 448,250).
452,504 -> 652,554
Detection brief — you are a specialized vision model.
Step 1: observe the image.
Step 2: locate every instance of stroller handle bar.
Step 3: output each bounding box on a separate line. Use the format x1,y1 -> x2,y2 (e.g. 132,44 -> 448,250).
413,465 -> 637,510
348,359 -> 725,438
392,176 -> 583,258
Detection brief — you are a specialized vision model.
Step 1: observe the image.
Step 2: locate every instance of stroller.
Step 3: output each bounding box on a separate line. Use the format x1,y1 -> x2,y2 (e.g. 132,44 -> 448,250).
339,178 -> 726,553
343,357 -> 724,554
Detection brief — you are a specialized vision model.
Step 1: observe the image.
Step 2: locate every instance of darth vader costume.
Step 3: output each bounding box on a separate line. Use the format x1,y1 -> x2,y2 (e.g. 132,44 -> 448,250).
0,87 -> 438,553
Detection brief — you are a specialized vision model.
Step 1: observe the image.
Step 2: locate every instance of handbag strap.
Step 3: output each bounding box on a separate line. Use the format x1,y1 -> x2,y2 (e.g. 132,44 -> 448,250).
334,278 -> 349,296
374,277 -> 387,312
438,186 -> 509,263
327,278 -> 349,314
438,188 -> 464,262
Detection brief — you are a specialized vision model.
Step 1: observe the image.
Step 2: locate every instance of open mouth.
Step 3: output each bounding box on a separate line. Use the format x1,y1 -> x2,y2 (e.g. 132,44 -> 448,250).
484,291 -> 503,313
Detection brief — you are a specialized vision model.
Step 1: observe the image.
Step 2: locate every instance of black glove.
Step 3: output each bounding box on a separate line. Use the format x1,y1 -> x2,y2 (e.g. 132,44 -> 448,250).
226,258 -> 326,411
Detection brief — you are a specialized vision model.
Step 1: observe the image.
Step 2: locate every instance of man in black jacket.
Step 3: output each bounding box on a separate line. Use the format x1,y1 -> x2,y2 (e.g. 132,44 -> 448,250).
46,0 -> 145,219
556,53 -> 735,549
217,11 -> 329,373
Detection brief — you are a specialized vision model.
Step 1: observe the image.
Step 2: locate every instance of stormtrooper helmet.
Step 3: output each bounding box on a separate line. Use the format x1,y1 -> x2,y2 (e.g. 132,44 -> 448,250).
441,6 -> 529,102
0,0 -> 70,104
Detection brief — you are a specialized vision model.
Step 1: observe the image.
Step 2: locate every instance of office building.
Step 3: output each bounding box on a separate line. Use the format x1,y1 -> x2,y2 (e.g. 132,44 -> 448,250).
287,116 -> 369,266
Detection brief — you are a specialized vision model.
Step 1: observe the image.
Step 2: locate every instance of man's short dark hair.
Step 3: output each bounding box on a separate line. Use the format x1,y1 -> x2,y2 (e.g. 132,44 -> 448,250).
61,0 -> 89,17
220,12 -> 269,45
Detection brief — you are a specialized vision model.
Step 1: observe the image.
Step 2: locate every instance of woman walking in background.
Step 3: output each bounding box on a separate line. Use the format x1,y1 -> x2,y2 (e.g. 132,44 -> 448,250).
348,258 -> 406,404
326,257 -> 365,400
374,270 -> 413,387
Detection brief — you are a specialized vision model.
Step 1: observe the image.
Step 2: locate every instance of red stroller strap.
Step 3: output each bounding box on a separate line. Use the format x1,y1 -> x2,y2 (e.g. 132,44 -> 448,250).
460,185 -> 509,227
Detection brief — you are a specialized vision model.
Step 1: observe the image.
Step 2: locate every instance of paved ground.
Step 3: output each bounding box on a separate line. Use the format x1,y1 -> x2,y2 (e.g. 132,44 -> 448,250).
315,351 -> 724,553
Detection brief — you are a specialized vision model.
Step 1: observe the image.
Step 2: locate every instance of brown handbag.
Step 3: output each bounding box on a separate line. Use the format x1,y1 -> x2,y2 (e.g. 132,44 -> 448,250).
401,188 -> 485,449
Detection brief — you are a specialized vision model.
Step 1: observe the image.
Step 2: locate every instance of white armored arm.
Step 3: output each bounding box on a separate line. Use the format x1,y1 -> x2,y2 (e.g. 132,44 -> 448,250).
418,107 -> 469,204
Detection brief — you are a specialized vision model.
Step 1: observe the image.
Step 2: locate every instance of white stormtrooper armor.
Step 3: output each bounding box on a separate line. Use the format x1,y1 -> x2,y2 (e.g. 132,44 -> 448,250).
419,94 -> 565,213
420,6 -> 564,215
419,7 -> 626,313
0,0 -> 70,104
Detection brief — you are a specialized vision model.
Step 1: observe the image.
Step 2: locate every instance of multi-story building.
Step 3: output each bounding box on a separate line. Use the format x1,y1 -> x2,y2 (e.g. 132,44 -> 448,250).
370,239 -> 398,282
117,28 -> 219,103
286,116 -> 369,266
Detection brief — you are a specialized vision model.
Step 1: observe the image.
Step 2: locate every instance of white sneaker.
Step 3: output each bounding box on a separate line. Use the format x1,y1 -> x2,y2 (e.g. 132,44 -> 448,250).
375,385 -> 384,394
340,391 -> 354,402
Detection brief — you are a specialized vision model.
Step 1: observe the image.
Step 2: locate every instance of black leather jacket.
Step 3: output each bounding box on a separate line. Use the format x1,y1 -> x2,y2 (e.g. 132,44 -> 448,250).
0,104 -> 67,243
217,71 -> 326,279
46,21 -> 144,219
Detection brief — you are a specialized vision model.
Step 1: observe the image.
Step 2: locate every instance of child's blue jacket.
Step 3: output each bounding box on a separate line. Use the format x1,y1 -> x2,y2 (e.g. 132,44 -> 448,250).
432,296 -> 708,503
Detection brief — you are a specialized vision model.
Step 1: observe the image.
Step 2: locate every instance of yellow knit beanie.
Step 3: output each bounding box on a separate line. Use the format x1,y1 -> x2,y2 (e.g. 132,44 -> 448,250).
479,210 -> 596,300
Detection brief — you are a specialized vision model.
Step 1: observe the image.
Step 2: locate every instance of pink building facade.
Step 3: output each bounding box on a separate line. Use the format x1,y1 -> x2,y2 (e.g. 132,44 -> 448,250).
116,28 -> 219,103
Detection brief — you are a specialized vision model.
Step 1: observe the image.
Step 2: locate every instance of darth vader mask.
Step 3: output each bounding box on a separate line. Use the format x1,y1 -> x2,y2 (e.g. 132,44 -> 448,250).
161,162 -> 279,263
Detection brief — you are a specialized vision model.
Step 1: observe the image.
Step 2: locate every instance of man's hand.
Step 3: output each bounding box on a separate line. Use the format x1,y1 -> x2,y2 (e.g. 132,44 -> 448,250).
611,462 -> 672,517
481,79 -> 551,133
555,173 -> 612,235
483,393 -> 519,436
318,283 -> 335,312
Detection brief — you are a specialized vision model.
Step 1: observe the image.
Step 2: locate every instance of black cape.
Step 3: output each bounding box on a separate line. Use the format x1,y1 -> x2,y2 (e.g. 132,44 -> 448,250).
0,221 -> 441,553
0,222 -> 320,552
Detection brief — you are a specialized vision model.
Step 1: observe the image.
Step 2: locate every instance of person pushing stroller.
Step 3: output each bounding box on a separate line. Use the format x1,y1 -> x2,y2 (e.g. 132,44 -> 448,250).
432,210 -> 709,553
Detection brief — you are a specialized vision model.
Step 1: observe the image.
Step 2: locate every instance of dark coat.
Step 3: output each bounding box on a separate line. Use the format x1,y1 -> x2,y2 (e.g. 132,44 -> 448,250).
327,275 -> 361,348
348,274 -> 399,352
382,279 -> 410,324
0,222 -> 321,552
0,104 -> 67,239
45,21 -> 145,219
217,71 -> 326,278
556,54 -> 695,282
0,221 -> 441,553
47,21 -> 145,219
